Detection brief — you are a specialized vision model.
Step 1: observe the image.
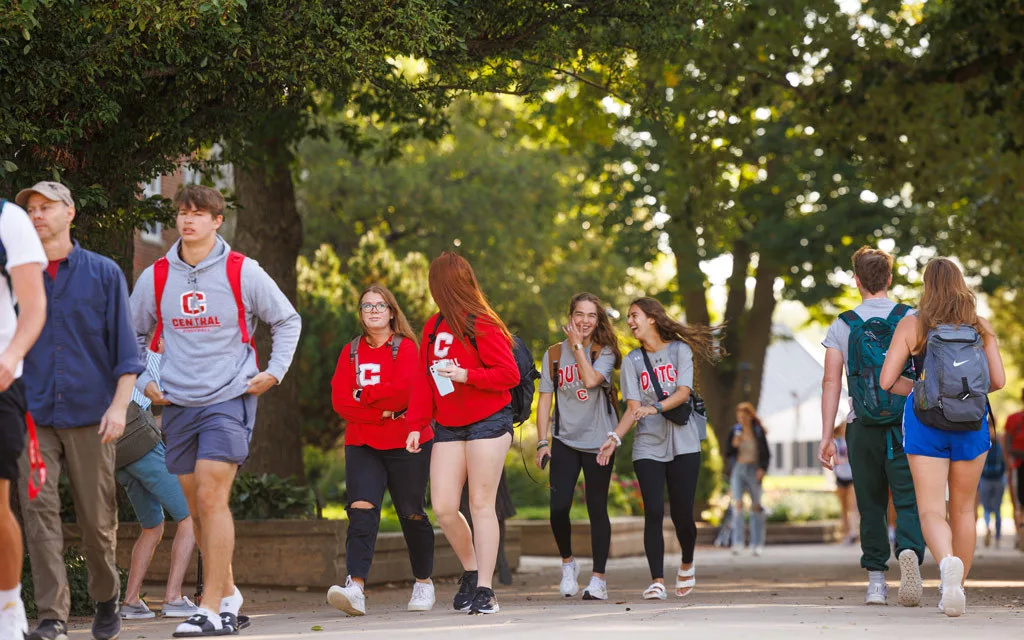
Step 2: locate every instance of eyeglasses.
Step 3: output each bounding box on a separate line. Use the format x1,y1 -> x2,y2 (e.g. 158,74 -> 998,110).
360,302 -> 389,313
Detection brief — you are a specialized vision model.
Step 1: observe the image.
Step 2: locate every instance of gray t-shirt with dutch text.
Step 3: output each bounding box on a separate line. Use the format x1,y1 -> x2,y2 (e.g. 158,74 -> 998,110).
620,341 -> 699,462
540,341 -> 618,453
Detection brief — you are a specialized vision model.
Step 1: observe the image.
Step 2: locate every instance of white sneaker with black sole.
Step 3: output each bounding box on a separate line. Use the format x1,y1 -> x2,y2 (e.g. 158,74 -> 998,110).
327,576 -> 366,617
897,549 -> 922,607
582,576 -> 607,600
559,560 -> 580,597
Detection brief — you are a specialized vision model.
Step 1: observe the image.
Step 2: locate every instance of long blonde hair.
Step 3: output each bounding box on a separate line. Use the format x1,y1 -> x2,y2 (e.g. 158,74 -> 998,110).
359,284 -> 419,345
914,258 -> 985,352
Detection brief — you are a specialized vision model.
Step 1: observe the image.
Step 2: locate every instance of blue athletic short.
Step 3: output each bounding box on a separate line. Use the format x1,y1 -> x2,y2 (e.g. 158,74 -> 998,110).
116,442 -> 191,529
902,391 -> 990,462
162,395 -> 257,474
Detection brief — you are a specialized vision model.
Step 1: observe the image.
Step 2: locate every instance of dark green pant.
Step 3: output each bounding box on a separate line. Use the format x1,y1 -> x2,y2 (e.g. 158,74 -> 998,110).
846,420 -> 925,572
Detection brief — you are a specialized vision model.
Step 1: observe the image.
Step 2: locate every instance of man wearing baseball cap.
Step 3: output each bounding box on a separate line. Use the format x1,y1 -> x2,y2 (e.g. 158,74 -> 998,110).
17,182 -> 144,640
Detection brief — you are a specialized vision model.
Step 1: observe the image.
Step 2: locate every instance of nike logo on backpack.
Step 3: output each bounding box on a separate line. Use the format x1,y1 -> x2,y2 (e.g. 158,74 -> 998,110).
953,360 -> 969,367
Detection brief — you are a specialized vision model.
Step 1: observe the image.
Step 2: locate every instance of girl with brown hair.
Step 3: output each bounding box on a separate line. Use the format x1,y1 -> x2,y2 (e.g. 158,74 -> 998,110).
536,293 -> 622,600
723,402 -> 771,555
406,253 -> 520,615
327,285 -> 435,616
597,297 -> 724,600
880,258 -> 1005,617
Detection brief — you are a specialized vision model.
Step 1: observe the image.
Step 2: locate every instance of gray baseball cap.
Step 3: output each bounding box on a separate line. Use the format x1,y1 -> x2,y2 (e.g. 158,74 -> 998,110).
15,181 -> 74,208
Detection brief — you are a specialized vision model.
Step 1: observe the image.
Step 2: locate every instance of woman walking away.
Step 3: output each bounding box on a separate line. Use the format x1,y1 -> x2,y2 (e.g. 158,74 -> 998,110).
833,422 -> 859,545
880,258 -> 1005,617
597,297 -> 724,600
406,253 -> 520,615
327,285 -> 435,616
536,293 -> 621,600
977,410 -> 1006,548
723,402 -> 770,556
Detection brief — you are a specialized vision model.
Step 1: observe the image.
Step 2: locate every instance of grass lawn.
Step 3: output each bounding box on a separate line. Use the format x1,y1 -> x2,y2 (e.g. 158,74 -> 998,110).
762,474 -> 829,492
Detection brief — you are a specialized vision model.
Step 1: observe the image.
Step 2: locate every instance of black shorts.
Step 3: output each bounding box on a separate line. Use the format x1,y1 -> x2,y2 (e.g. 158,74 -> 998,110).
0,380 -> 28,481
434,405 -> 513,443
1017,466 -> 1024,506
836,477 -> 854,489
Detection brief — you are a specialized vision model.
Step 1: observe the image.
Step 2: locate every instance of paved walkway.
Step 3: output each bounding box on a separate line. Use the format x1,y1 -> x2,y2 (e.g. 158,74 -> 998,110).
69,542 -> 1023,639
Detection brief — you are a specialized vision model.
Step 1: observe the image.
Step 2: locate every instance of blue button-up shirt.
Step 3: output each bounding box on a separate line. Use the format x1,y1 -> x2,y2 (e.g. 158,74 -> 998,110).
23,243 -> 144,428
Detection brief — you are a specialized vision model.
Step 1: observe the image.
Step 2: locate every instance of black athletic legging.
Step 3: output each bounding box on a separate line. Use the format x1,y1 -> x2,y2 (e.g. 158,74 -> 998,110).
634,451 -> 701,579
549,438 -> 614,573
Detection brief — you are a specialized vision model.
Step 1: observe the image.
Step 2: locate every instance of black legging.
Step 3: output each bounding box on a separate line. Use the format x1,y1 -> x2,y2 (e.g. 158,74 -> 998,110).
548,438 -> 613,573
634,452 -> 701,579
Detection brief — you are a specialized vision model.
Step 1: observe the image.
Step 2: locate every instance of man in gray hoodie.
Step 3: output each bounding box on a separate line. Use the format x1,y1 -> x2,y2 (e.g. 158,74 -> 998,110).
130,185 -> 301,637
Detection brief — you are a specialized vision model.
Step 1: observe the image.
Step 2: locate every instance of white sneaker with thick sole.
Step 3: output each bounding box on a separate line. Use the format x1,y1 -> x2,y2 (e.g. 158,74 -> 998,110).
897,549 -> 922,607
582,577 -> 607,601
327,576 -> 366,617
865,572 -> 887,605
407,580 -> 435,612
939,556 -> 966,617
559,560 -> 580,597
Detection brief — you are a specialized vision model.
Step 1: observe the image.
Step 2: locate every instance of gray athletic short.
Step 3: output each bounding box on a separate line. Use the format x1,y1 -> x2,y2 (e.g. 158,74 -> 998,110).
162,395 -> 257,475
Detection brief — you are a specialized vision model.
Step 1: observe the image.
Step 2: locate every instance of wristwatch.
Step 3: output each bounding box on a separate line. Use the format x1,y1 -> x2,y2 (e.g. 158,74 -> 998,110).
354,389 -> 363,401
573,343 -> 584,352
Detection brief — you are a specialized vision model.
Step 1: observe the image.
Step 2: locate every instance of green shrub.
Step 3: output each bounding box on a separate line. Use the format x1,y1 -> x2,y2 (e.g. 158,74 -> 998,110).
230,473 -> 316,520
764,490 -> 841,523
303,445 -> 347,515
502,447 -> 551,509
21,547 -> 127,619
696,428 -> 724,508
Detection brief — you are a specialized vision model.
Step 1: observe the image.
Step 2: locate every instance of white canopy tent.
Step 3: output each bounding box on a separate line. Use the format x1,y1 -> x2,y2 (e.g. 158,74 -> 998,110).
755,327 -> 848,474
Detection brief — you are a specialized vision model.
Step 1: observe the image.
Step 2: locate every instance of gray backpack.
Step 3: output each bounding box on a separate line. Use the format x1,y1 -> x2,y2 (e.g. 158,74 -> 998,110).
912,324 -> 989,431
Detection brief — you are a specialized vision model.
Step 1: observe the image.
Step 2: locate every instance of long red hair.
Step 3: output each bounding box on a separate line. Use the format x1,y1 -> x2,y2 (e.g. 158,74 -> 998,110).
428,252 -> 512,345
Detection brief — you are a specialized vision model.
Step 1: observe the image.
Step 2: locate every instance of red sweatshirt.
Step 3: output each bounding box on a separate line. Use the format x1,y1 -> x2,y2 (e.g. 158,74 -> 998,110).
407,313 -> 521,430
331,335 -> 433,450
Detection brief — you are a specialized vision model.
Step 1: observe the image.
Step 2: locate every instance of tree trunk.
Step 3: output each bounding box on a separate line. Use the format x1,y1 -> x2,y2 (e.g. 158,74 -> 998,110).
232,152 -> 306,481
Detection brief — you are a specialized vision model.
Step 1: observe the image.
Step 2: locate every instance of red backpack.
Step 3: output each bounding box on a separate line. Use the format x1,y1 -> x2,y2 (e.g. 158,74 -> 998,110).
148,251 -> 255,354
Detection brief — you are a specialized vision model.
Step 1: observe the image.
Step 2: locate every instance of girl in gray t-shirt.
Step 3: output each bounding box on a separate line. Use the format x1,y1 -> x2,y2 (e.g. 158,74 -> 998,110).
536,293 -> 622,601
597,297 -> 723,602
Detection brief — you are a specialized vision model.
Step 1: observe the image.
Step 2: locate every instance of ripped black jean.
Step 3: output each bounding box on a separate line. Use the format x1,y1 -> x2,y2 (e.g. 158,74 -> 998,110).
344,441 -> 435,580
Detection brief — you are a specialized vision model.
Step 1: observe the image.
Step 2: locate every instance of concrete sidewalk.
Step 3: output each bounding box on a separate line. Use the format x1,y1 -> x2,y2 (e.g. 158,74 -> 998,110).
68,542 -> 1023,639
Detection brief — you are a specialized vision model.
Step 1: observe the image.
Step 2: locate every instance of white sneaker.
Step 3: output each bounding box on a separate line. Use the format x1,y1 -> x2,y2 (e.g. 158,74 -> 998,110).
582,576 -> 608,600
752,546 -> 764,557
731,544 -> 743,556
897,549 -> 922,607
327,576 -> 366,617
1,598 -> 28,640
939,556 -> 966,617
559,560 -> 580,597
407,580 -> 435,612
865,572 -> 887,605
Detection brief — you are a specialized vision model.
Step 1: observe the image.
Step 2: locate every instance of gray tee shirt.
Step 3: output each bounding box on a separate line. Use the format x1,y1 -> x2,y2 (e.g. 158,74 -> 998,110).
620,341 -> 700,462
540,341 -> 618,453
822,297 -> 916,421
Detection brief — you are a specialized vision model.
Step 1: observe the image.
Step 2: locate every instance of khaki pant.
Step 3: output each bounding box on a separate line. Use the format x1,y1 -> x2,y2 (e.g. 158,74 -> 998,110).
18,425 -> 119,621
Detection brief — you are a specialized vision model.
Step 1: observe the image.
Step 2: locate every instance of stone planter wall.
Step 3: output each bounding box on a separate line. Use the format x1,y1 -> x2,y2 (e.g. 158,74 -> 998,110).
63,519 -> 520,589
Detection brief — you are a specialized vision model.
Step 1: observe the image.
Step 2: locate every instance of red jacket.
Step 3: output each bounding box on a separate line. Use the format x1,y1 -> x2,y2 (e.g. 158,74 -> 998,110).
331,335 -> 433,450
407,313 -> 520,430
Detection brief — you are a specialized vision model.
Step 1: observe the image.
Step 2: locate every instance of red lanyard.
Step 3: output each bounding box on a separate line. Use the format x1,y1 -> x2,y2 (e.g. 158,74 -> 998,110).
25,412 -> 47,500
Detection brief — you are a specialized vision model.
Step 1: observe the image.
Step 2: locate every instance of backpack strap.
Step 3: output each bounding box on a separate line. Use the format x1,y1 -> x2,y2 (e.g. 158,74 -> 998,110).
546,342 -> 563,436
465,313 -> 479,351
391,335 -> 403,360
226,251 -> 251,346
887,303 -> 911,322
0,200 -> 12,312
348,335 -> 362,379
838,310 -> 863,329
428,315 -> 444,346
149,257 -> 170,351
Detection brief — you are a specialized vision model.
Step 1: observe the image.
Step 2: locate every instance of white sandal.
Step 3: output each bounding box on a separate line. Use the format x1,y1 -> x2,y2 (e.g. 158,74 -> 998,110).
642,582 -> 667,600
675,565 -> 695,597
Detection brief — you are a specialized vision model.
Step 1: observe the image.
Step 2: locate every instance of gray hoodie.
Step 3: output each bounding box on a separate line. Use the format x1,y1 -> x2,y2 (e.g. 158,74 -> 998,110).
130,236 -> 301,407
